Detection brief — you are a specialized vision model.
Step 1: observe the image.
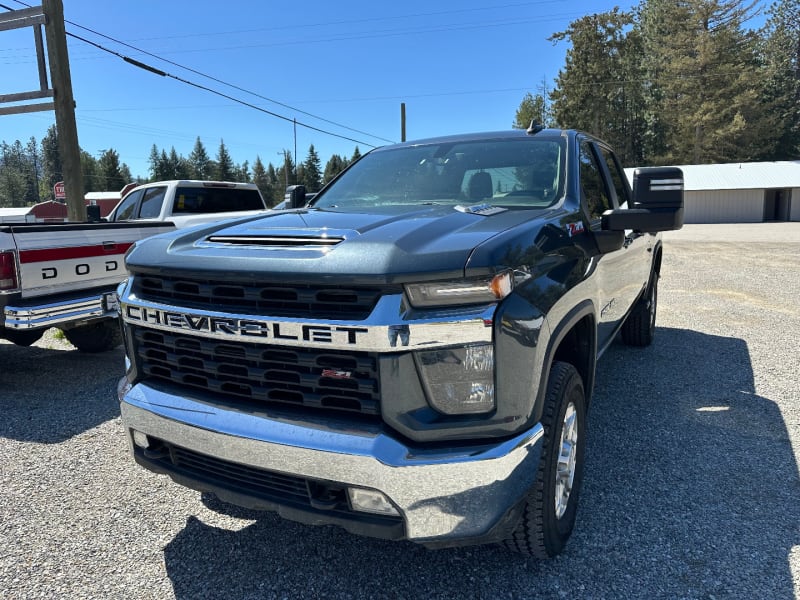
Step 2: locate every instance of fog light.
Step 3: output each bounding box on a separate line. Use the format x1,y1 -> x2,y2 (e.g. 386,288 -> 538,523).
347,487 -> 399,516
131,429 -> 149,449
415,343 -> 495,415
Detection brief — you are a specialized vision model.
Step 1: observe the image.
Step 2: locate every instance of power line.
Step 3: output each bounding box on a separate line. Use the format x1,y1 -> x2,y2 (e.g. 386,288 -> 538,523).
3,0 -> 395,146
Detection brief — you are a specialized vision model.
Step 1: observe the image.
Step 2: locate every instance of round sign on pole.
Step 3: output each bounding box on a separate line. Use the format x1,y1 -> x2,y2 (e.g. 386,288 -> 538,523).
54,181 -> 66,200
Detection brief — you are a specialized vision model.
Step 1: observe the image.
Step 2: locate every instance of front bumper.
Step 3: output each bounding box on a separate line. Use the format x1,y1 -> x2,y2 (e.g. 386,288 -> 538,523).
121,381 -> 544,544
3,290 -> 118,330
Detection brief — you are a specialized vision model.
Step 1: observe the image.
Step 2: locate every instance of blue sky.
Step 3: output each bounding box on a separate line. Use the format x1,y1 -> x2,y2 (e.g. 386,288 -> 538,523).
0,0 -> 765,182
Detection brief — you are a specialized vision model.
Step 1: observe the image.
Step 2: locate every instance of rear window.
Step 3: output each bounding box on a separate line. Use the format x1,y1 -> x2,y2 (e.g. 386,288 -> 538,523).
171,187 -> 264,214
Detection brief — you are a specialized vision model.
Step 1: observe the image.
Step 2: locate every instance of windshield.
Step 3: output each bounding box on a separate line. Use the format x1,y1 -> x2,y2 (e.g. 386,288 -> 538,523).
313,137 -> 565,210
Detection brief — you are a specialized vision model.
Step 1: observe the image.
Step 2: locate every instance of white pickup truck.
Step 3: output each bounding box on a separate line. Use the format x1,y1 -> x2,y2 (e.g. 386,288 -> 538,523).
106,180 -> 269,228
1,221 -> 173,352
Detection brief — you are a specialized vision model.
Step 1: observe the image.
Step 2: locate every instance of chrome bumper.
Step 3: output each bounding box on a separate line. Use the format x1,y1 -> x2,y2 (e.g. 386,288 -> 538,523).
3,291 -> 118,330
121,382 -> 544,543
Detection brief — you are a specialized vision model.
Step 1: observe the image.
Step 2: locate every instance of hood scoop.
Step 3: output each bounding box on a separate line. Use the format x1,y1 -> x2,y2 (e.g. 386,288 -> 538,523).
205,234 -> 344,248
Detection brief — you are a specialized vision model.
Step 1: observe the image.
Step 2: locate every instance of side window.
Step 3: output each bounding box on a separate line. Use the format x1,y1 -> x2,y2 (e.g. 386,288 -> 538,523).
598,146 -> 630,208
579,141 -> 612,225
112,189 -> 143,221
138,186 -> 167,219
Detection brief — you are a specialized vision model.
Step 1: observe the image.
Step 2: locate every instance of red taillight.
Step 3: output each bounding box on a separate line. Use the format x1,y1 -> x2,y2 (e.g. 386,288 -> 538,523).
0,251 -> 19,291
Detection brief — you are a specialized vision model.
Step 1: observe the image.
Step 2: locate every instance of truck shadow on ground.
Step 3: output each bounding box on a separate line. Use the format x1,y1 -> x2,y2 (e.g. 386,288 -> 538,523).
160,326 -> 799,598
0,340 -> 124,443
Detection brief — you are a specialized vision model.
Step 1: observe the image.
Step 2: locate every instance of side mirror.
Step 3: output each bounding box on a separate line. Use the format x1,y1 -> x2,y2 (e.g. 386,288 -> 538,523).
285,184 -> 307,209
603,167 -> 684,232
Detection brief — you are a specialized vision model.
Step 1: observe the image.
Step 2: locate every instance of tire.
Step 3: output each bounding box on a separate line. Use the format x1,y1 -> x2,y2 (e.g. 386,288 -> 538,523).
621,273 -> 658,347
3,329 -> 44,347
504,361 -> 586,558
62,320 -> 122,353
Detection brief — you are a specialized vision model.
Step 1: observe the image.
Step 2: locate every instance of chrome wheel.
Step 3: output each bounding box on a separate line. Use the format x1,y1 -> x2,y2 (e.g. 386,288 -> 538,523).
554,401 -> 578,519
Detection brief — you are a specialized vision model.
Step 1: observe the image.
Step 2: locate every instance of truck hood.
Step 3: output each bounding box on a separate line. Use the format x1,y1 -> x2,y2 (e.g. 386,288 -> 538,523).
125,206 -> 549,283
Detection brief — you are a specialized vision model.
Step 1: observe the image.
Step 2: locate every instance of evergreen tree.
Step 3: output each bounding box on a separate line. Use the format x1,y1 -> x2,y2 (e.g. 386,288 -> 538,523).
98,149 -> 127,191
267,163 -> 283,205
549,9 -> 646,164
300,144 -> 323,191
0,141 -> 28,207
80,150 -> 100,194
188,136 -> 212,180
758,0 -> 800,158
168,147 -> 191,180
513,92 -> 550,129
148,144 -> 165,180
323,154 -> 347,184
637,0 -> 771,164
278,150 -> 296,188
215,139 -> 235,181
351,146 -> 362,163
41,125 -> 62,192
24,137 -> 41,204
235,160 -> 251,183
252,156 -> 275,206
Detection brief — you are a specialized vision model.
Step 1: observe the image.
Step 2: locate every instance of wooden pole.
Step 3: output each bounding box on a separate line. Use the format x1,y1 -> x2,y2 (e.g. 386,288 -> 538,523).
401,103 -> 406,142
43,0 -> 85,222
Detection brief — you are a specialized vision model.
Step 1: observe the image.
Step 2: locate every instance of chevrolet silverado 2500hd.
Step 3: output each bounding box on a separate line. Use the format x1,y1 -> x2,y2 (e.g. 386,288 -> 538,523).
1,221 -> 172,351
116,128 -> 683,557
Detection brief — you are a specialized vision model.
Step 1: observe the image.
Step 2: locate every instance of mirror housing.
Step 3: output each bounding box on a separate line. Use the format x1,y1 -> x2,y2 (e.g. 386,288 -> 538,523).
602,167 -> 684,232
285,184 -> 307,209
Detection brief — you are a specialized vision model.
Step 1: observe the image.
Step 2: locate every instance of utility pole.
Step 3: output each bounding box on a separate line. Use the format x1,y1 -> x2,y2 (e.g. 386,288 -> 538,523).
42,0 -> 84,221
400,103 -> 406,142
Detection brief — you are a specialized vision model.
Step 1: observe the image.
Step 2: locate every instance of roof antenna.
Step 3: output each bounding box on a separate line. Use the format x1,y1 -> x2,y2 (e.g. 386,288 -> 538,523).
526,120 -> 544,135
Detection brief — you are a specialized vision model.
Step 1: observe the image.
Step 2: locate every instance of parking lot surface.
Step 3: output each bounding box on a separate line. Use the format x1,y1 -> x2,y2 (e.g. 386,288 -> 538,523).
2,223 -> 799,599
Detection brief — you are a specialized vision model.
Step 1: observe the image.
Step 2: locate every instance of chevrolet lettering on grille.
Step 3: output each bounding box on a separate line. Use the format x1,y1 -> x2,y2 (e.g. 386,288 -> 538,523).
124,305 -> 368,345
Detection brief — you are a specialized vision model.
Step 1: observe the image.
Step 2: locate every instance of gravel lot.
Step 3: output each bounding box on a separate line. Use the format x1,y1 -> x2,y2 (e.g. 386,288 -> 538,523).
2,223 -> 799,599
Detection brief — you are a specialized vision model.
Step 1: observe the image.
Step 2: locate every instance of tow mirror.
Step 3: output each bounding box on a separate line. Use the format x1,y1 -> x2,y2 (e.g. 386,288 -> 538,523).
286,185 -> 307,209
602,167 -> 684,232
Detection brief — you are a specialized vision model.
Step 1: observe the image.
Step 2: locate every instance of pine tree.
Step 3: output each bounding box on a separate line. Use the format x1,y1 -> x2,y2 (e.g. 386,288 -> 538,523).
215,139 -> 235,181
252,156 -> 275,206
638,0 -> 770,164
300,144 -> 323,191
148,144 -> 164,180
323,154 -> 347,184
351,146 -> 362,163
513,92 -> 550,129
41,125 -> 62,191
759,0 -> 800,158
98,149 -> 127,191
188,136 -> 212,180
549,8 -> 645,164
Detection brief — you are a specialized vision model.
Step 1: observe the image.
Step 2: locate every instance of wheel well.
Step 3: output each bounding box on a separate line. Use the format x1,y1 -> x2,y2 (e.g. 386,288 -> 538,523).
551,314 -> 594,405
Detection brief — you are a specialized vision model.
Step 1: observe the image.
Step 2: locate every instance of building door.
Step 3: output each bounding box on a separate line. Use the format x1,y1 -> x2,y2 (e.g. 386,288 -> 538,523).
764,189 -> 791,221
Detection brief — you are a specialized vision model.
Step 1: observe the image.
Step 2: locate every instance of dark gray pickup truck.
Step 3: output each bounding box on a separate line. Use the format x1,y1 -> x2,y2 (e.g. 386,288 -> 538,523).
116,128 -> 683,558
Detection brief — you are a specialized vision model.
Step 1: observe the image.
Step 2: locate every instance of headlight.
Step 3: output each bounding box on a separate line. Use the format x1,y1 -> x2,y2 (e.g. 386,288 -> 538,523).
404,271 -> 512,308
415,343 -> 495,415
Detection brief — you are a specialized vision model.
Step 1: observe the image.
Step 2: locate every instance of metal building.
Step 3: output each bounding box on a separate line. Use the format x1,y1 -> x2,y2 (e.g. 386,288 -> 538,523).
626,161 -> 800,223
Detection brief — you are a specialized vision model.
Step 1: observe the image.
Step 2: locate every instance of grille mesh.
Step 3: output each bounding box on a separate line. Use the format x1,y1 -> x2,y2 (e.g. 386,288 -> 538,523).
132,275 -> 397,320
133,327 -> 381,416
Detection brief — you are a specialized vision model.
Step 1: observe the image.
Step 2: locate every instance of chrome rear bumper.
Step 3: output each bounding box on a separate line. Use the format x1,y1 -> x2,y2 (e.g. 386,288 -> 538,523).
3,291 -> 118,329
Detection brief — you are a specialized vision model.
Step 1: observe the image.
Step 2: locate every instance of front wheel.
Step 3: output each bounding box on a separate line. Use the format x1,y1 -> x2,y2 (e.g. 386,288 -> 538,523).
621,273 -> 658,347
504,361 -> 586,558
62,321 -> 122,353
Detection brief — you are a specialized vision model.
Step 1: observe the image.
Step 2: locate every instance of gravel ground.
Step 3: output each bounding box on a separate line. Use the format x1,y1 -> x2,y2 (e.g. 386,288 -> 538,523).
1,223 -> 799,599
